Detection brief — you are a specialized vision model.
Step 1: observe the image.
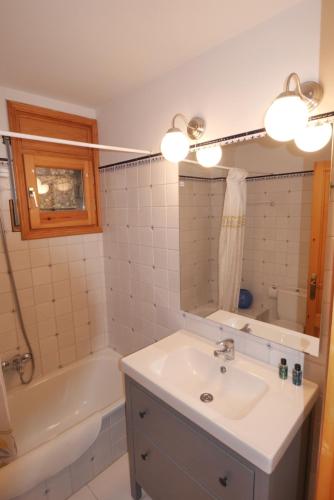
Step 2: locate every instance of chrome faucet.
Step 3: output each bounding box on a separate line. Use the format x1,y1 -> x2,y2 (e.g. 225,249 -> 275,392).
214,338 -> 235,361
240,323 -> 252,333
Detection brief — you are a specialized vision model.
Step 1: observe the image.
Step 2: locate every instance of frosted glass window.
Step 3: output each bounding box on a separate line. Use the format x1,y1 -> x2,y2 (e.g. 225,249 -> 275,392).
35,167 -> 85,211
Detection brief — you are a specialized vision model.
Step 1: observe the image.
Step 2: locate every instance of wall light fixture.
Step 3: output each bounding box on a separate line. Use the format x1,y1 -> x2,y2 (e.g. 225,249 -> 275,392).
196,145 -> 222,167
294,122 -> 332,152
161,114 -> 205,163
264,73 -> 323,142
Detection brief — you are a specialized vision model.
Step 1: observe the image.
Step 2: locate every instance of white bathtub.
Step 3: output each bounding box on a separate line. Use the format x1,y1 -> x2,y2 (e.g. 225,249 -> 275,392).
0,348 -> 125,499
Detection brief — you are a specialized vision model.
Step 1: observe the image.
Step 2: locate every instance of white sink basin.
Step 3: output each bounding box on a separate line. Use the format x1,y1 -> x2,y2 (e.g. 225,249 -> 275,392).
150,346 -> 268,420
121,329 -> 318,473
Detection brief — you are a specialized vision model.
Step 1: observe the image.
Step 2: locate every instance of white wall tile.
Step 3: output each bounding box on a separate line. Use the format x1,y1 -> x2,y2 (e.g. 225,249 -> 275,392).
13,269 -> 33,289
30,247 -> 51,268
34,284 -> 54,305
9,250 -> 31,271
32,266 -> 52,286
50,246 -> 68,264
51,263 -> 69,282
0,178 -> 107,386
0,291 -> 14,314
101,161 -> 311,379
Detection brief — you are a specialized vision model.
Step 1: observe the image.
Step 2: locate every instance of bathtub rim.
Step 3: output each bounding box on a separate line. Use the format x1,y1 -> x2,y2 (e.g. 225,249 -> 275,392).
7,346 -> 125,456
6,346 -> 122,398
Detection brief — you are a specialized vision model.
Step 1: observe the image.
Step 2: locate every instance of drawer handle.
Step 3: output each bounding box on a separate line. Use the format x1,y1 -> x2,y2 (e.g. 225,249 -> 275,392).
139,410 -> 147,419
219,476 -> 228,487
141,452 -> 149,461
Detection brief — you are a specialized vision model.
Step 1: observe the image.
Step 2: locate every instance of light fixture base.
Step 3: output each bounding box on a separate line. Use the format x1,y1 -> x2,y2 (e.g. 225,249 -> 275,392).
300,81 -> 324,111
187,116 -> 205,140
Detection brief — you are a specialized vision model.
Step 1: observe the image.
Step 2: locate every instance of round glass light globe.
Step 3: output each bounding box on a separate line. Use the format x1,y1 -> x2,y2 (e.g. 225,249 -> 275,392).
264,95 -> 309,142
161,129 -> 189,163
196,145 -> 222,167
294,122 -> 332,152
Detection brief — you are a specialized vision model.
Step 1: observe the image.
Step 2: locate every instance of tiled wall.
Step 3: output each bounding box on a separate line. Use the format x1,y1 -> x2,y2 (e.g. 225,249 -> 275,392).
100,159 -> 305,368
242,173 -> 312,313
179,178 -> 225,315
179,173 -> 312,319
0,162 -> 107,388
100,160 -> 182,354
14,405 -> 126,500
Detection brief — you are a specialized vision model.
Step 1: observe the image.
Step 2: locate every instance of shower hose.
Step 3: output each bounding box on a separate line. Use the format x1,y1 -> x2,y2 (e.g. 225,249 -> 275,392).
0,214 -> 35,384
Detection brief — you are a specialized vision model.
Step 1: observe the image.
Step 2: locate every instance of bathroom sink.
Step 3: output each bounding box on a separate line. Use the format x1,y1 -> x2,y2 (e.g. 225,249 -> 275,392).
150,346 -> 268,419
121,329 -> 318,473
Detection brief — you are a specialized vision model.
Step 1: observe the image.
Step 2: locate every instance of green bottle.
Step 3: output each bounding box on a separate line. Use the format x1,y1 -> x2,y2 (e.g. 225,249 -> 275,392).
279,358 -> 288,380
292,364 -> 303,386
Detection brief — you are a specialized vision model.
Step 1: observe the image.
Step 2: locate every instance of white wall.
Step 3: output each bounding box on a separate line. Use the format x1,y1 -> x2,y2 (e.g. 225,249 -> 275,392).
0,86 -> 96,158
318,0 -> 334,112
97,0 -> 321,161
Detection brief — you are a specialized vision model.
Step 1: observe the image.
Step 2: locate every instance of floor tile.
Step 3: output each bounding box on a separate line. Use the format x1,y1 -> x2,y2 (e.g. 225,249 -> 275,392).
69,454 -> 152,500
68,487 -> 96,500
88,454 -> 151,500
88,454 -> 133,500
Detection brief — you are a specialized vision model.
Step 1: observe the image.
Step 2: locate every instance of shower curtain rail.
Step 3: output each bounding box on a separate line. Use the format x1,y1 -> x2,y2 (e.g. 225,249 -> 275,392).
0,130 -> 151,155
179,170 -> 314,182
179,174 -> 225,181
246,170 -> 313,181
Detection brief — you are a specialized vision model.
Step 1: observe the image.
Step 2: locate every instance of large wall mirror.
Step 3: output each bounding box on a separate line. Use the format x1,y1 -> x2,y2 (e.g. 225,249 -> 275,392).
179,125 -> 333,356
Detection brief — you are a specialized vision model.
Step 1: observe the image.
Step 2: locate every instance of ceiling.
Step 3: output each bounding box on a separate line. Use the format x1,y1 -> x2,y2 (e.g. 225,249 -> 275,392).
0,0 -> 302,107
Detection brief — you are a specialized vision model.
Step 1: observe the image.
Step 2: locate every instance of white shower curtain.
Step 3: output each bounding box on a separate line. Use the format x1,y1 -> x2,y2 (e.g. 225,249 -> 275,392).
218,168 -> 247,312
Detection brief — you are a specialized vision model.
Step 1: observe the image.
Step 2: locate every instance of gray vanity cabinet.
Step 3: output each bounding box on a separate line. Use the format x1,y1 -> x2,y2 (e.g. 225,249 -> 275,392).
125,376 -> 309,500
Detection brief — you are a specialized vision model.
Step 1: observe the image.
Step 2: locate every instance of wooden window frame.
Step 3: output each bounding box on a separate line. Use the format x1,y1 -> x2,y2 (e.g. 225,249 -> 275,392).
7,100 -> 102,239
23,154 -> 96,229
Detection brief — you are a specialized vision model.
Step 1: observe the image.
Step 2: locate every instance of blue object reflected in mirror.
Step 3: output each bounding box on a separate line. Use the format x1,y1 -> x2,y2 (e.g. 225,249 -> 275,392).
239,289 -> 253,309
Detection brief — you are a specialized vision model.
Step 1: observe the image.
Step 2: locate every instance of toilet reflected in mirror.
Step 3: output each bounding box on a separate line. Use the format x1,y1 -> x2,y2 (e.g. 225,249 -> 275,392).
179,129 -> 333,356
262,287 -> 307,332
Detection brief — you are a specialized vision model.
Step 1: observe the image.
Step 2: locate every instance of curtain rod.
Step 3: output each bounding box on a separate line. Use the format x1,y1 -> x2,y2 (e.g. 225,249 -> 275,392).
179,174 -> 225,181
99,129 -> 266,170
246,169 -> 313,181
98,111 -> 334,171
179,170 -> 314,182
0,130 -> 151,155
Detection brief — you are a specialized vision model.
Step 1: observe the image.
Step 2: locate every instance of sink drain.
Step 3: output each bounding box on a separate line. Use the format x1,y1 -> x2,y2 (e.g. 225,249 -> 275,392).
200,393 -> 214,403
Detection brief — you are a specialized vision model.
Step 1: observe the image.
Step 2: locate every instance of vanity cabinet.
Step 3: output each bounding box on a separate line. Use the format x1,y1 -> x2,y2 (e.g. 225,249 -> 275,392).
125,376 -> 309,500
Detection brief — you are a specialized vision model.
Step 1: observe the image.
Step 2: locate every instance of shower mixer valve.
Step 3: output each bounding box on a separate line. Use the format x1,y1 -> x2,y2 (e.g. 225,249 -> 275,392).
1,352 -> 33,374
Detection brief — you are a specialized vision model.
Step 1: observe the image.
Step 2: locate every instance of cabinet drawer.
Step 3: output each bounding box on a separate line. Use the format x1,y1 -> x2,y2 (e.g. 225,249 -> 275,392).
134,432 -> 214,500
130,382 -> 254,500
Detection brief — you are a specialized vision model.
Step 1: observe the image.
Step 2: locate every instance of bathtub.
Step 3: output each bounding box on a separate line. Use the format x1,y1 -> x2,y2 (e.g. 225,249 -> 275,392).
0,348 -> 125,499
